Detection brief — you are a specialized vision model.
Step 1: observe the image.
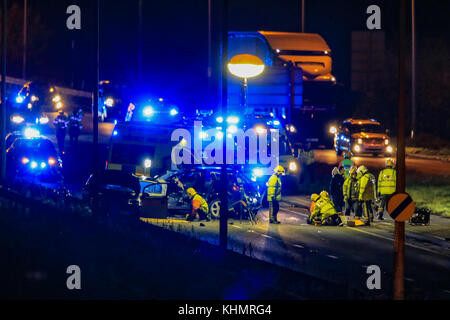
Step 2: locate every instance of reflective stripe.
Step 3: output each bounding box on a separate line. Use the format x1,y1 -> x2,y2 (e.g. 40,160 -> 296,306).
378,168 -> 396,195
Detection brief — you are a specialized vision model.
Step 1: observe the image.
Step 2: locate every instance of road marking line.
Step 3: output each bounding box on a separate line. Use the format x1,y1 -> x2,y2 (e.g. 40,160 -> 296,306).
433,236 -> 446,241
327,255 -> 339,259
344,226 -> 446,256
282,208 -> 310,218
261,234 -> 272,239
292,244 -> 304,249
230,225 -> 242,229
405,278 -> 414,282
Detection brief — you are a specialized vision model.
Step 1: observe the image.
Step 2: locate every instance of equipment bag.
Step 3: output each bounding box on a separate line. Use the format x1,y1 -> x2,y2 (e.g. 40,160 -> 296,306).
409,208 -> 431,226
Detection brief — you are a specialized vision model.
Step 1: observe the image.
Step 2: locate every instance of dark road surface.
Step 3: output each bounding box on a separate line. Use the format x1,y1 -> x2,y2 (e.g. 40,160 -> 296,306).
145,204 -> 450,299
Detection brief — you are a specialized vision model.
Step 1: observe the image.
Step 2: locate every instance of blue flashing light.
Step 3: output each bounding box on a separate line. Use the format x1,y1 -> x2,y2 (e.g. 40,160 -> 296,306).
40,162 -> 47,169
143,106 -> 154,117
216,116 -> 224,124
113,130 -> 118,136
30,161 -> 38,169
113,119 -> 118,125
273,120 -> 280,126
170,108 -> 178,116
16,96 -> 24,103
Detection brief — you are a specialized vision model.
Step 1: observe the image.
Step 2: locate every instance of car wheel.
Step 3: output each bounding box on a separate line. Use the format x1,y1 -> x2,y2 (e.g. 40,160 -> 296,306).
209,199 -> 221,219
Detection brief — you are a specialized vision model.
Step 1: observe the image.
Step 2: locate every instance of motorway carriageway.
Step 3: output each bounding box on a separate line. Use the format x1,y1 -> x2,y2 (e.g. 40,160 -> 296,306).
142,202 -> 450,299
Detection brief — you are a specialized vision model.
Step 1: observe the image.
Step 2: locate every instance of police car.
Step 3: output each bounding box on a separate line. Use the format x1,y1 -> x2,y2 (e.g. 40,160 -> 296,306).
6,128 -> 62,182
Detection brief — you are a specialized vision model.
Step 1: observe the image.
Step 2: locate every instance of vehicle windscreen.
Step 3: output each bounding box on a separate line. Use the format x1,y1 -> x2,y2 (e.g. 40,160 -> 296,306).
349,124 -> 384,133
111,143 -> 155,166
15,139 -> 56,156
94,172 -> 140,194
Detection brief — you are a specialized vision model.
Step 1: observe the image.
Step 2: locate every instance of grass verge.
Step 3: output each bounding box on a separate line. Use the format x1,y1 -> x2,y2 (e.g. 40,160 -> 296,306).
406,176 -> 450,217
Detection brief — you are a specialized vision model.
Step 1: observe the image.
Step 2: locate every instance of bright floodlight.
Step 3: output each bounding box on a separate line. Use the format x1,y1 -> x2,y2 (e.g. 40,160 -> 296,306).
228,54 -> 265,79
253,168 -> 264,177
170,108 -> 178,116
52,95 -> 61,103
216,116 -> 224,124
226,115 -> 240,124
16,96 -> 24,103
12,115 -> 25,124
143,106 -> 154,117
144,159 -> 152,169
24,128 -> 40,138
105,98 -> 114,107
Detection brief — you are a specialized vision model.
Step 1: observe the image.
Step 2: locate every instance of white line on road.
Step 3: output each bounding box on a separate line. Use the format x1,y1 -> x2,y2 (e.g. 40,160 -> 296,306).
261,234 -> 273,239
344,226 -> 446,256
405,278 -> 414,282
292,244 -> 304,249
282,208 -> 310,218
230,225 -> 242,229
327,255 -> 339,259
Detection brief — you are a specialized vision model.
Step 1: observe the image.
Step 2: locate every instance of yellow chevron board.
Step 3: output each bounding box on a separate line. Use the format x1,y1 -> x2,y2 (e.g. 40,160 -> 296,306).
387,193 -> 415,222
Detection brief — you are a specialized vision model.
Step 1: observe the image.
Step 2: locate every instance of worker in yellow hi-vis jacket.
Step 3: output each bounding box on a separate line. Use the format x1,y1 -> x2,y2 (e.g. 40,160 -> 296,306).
267,165 -> 285,224
377,159 -> 396,220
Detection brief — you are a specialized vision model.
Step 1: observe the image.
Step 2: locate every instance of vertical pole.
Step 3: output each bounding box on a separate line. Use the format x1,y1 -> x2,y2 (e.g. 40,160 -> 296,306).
138,0 -> 143,82
1,0 -> 6,183
22,0 -> 26,80
301,0 -> 305,33
289,62 -> 295,124
93,0 -> 99,175
410,0 -> 416,139
393,0 -> 406,301
219,0 -> 228,251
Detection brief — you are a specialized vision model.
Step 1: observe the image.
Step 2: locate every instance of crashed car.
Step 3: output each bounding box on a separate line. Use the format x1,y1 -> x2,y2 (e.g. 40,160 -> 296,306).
142,166 -> 261,220
82,170 -> 141,219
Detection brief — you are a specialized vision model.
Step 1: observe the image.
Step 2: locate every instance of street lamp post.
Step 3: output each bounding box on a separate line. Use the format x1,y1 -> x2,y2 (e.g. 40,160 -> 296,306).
219,0 -> 229,251
1,0 -> 7,183
228,54 -> 265,110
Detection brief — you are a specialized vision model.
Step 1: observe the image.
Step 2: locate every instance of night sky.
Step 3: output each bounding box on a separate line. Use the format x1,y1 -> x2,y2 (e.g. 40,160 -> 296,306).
6,0 -> 450,110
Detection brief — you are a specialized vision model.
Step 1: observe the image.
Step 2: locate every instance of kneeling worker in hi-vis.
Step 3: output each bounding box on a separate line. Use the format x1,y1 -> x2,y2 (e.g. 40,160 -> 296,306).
186,188 -> 210,222
308,191 -> 343,226
267,165 -> 285,224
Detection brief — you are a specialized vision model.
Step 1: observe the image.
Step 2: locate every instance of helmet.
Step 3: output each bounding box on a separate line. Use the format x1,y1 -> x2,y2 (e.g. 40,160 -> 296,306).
344,152 -> 352,159
319,190 -> 329,199
311,193 -> 320,202
186,188 -> 196,198
274,165 -> 285,174
357,165 -> 368,175
386,159 -> 394,167
350,167 -> 357,177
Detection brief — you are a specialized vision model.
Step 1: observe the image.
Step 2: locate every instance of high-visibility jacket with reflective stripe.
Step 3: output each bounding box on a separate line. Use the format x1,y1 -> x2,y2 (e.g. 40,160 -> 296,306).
378,168 -> 396,195
267,174 -> 282,201
343,177 -> 359,201
339,159 -> 354,177
359,172 -> 376,201
310,197 -> 337,222
192,194 -> 208,213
